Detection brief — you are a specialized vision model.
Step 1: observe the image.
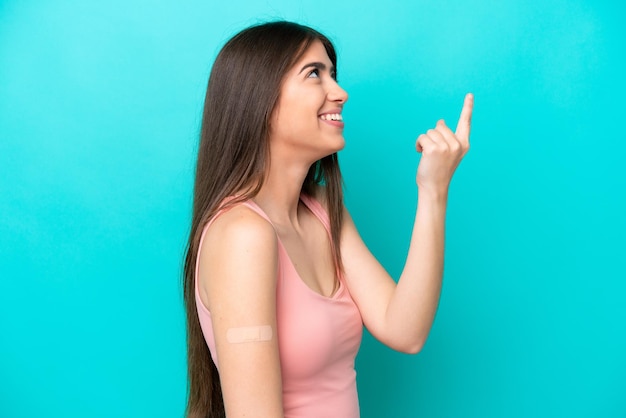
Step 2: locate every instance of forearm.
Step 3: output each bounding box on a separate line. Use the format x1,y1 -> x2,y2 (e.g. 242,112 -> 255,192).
354,94 -> 472,353
384,188 -> 448,352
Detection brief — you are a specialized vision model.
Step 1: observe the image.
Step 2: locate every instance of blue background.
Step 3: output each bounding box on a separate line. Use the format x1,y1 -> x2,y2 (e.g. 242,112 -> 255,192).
1,1 -> 625,416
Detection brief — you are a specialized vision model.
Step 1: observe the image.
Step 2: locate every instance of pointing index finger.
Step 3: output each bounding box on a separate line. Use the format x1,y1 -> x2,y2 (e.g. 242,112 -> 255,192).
455,93 -> 474,142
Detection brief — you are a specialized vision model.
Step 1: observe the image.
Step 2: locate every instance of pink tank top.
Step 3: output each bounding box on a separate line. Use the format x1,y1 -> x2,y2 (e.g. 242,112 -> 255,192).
195,194 -> 363,417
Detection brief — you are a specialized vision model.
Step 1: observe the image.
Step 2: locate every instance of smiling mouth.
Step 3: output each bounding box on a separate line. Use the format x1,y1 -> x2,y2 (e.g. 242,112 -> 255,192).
319,113 -> 343,121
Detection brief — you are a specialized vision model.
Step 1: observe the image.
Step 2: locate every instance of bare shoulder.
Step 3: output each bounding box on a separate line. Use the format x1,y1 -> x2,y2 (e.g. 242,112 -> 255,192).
198,204 -> 278,310
205,203 -> 276,247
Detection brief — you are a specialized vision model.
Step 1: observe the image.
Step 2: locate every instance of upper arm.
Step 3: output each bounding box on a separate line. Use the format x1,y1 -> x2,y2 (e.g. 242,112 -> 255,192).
339,206 -> 399,347
198,206 -> 283,418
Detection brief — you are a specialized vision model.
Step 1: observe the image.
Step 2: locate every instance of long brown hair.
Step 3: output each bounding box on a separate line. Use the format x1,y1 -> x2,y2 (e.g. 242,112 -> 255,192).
182,21 -> 345,417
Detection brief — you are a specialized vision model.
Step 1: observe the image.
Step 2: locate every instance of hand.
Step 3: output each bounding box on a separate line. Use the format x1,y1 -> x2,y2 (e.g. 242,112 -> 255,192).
415,93 -> 473,194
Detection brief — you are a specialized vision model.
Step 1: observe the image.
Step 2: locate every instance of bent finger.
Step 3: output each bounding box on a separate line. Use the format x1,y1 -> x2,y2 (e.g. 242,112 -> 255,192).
415,133 -> 436,153
426,128 -> 447,149
435,120 -> 460,148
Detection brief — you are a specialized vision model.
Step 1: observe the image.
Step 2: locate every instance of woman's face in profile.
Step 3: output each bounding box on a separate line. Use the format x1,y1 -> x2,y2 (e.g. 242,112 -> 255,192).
269,40 -> 349,161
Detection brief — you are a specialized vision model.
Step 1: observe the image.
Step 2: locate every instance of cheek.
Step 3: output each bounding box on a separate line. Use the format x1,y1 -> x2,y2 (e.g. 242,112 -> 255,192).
270,108 -> 300,140
275,101 -> 316,131
272,83 -> 325,138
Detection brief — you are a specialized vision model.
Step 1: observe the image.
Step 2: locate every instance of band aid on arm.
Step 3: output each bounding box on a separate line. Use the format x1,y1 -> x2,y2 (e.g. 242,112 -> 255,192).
226,325 -> 273,343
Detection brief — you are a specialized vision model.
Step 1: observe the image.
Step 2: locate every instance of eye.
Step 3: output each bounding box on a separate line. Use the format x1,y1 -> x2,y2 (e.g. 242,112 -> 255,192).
307,68 -> 320,78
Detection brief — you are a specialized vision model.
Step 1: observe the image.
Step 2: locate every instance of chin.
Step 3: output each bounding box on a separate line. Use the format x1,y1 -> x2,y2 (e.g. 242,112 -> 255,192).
329,136 -> 346,153
306,135 -> 346,160
338,138 -> 347,152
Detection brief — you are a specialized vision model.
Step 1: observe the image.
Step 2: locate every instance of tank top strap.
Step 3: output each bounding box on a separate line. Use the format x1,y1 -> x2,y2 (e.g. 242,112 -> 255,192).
299,194 -> 331,232
196,195 -> 330,291
299,193 -> 345,282
240,199 -> 273,224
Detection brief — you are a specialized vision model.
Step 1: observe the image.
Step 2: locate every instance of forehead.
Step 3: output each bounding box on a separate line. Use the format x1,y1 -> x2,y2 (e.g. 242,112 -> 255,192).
291,39 -> 333,70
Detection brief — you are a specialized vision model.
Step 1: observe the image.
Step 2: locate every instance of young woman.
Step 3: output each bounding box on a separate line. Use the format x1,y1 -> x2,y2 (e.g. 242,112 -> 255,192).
183,20 -> 473,418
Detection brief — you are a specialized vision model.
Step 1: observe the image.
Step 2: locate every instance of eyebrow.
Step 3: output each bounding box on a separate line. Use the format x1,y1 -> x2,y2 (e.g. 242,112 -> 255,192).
298,62 -> 336,76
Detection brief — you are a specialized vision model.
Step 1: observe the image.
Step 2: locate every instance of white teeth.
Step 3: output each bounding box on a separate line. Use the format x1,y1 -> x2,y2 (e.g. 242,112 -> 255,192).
320,113 -> 343,121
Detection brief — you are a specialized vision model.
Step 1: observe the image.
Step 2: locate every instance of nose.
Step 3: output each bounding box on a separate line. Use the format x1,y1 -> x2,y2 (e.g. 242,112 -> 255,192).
327,79 -> 348,104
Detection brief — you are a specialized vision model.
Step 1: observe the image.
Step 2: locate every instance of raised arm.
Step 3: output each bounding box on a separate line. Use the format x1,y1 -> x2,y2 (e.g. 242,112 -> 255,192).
197,205 -> 284,417
341,93 -> 474,353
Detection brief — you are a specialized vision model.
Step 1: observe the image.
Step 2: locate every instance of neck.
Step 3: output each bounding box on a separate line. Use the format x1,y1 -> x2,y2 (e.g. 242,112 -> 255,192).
253,158 -> 312,228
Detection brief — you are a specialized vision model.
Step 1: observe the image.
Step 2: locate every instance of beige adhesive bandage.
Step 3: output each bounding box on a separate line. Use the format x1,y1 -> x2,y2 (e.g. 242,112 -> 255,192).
226,325 -> 273,344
